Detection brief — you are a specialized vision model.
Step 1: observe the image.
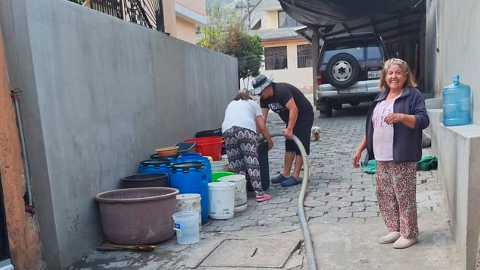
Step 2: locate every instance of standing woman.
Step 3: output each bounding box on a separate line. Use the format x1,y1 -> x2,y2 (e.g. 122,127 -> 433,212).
222,90 -> 273,202
351,58 -> 429,249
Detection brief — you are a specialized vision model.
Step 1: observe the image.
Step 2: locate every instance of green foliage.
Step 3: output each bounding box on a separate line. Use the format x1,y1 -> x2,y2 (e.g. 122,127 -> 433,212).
197,4 -> 263,80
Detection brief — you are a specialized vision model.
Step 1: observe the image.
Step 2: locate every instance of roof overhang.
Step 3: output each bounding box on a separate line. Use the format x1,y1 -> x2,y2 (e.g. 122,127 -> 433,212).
175,3 -> 207,25
290,0 -> 425,43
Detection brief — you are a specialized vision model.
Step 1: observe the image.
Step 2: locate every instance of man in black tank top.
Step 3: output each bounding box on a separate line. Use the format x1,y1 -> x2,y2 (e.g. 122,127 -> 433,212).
252,75 -> 314,187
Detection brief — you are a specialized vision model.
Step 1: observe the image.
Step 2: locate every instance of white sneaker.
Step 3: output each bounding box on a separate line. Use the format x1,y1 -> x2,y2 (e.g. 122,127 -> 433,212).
378,231 -> 401,244
393,236 -> 418,249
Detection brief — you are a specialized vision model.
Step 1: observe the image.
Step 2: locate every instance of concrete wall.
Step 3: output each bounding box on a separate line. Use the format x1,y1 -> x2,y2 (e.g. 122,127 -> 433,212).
0,0 -> 237,269
0,5 -> 44,268
425,0 -> 480,269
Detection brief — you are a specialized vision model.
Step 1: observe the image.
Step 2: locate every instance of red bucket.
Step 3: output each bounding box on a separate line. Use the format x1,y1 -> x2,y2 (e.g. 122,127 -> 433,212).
185,136 -> 223,161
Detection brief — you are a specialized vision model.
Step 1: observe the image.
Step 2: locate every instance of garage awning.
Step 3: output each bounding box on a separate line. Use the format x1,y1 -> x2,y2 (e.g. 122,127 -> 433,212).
279,0 -> 424,42
278,0 -> 424,27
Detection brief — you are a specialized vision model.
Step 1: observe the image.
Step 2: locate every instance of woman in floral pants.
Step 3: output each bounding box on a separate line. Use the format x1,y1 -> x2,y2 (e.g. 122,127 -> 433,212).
352,58 -> 429,249
222,90 -> 273,202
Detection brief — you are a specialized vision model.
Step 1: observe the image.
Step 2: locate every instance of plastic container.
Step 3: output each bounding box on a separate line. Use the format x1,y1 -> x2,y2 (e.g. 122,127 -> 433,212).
208,182 -> 235,219
174,142 -> 196,154
195,128 -> 222,138
139,159 -> 171,175
211,171 -> 234,182
211,160 -> 229,172
247,140 -> 270,192
170,162 -> 210,224
185,137 -> 223,161
173,211 -> 200,244
442,74 -> 472,126
121,174 -> 168,188
95,187 -> 178,245
218,175 -> 247,212
174,153 -> 212,183
176,194 -> 202,228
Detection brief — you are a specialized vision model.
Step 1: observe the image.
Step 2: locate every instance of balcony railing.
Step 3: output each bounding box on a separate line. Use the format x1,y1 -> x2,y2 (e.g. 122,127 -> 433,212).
89,0 -> 165,32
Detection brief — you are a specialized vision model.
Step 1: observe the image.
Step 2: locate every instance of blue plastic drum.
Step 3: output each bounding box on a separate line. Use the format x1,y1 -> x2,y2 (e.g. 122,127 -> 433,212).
175,153 -> 212,183
170,162 -> 210,223
139,159 -> 171,185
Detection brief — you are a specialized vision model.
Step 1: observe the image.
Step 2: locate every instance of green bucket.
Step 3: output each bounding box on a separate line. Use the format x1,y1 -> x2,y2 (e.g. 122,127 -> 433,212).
211,171 -> 234,182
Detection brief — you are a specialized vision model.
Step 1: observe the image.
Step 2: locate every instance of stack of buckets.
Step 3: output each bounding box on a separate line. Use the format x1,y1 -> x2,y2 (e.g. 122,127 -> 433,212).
137,136 -> 249,244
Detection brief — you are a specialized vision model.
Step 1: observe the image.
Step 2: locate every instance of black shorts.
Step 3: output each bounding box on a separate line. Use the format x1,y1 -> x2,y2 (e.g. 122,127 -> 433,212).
285,115 -> 313,155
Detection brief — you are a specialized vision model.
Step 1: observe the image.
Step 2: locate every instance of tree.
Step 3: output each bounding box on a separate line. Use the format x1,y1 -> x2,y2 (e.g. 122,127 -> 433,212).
197,4 -> 263,88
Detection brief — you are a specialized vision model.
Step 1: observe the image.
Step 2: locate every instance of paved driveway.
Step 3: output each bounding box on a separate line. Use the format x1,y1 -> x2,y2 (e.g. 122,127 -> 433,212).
70,103 -> 460,270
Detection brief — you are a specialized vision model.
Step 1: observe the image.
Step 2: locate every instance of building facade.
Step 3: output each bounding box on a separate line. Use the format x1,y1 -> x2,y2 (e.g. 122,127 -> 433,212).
240,0 -> 312,92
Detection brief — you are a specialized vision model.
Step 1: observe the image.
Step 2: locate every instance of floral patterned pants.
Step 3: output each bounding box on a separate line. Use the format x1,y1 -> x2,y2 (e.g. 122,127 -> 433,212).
223,126 -> 263,192
375,161 -> 418,239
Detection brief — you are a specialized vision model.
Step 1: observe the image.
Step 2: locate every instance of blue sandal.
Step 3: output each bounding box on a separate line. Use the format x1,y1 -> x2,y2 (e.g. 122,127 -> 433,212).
271,174 -> 289,184
281,177 -> 302,187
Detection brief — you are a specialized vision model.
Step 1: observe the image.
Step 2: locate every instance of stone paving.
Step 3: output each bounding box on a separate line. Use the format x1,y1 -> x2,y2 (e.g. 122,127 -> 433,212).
201,104 -> 444,234
70,103 -> 457,270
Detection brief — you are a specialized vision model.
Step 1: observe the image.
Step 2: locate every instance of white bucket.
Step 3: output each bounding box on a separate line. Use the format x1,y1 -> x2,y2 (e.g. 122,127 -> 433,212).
211,160 -> 229,172
208,182 -> 235,219
218,174 -> 248,212
176,194 -> 201,228
172,211 -> 199,244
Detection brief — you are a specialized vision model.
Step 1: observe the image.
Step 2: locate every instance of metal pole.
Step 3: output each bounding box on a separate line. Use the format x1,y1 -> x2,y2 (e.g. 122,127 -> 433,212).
246,0 -> 251,29
10,89 -> 34,213
312,27 -> 320,106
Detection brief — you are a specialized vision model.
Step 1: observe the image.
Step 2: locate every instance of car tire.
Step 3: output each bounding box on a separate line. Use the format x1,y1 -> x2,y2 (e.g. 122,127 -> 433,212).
326,53 -> 360,89
319,99 -> 333,117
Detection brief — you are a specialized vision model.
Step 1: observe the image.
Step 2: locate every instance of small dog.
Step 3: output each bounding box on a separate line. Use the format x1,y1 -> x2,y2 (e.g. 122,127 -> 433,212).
311,126 -> 322,141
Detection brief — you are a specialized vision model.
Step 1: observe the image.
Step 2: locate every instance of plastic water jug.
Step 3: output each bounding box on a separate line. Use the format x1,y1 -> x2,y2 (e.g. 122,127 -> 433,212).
442,74 -> 471,126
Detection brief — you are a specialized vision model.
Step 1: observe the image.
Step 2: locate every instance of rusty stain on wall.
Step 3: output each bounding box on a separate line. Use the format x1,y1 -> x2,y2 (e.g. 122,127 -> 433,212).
0,19 -> 45,270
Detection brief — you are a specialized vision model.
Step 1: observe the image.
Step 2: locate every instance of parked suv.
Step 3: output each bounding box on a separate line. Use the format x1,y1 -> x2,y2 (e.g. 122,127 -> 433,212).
316,33 -> 389,116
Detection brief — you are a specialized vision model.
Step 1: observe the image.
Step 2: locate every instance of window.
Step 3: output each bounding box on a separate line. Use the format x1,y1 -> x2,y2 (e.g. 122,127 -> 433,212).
366,40 -> 382,60
297,44 -> 312,68
265,46 -> 287,70
322,40 -> 365,64
278,11 -> 302,28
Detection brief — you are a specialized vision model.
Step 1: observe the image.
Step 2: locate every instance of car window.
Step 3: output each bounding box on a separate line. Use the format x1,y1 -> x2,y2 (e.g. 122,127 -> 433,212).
322,40 -> 365,64
366,39 -> 382,60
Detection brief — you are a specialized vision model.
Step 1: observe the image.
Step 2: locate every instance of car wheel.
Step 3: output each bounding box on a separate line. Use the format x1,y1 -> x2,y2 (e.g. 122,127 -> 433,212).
319,99 -> 333,117
326,53 -> 360,89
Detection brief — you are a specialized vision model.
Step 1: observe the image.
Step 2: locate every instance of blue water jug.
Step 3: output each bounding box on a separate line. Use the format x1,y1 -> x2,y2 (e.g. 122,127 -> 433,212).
442,74 -> 471,126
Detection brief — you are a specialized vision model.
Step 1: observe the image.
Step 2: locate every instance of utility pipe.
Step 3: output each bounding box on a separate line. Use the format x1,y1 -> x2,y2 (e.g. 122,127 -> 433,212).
11,88 -> 34,214
264,133 -> 317,270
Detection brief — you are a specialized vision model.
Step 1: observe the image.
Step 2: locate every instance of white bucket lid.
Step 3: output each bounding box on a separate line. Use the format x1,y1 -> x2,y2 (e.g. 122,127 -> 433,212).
208,181 -> 235,189
218,174 -> 246,183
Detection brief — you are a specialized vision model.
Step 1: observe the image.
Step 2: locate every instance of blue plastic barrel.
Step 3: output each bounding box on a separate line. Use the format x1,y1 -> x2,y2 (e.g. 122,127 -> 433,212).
139,159 -> 171,185
175,153 -> 212,183
443,74 -> 471,126
170,162 -> 210,223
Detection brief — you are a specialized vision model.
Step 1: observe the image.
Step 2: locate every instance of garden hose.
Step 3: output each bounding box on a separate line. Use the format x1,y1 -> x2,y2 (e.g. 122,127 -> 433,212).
262,133 -> 317,270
